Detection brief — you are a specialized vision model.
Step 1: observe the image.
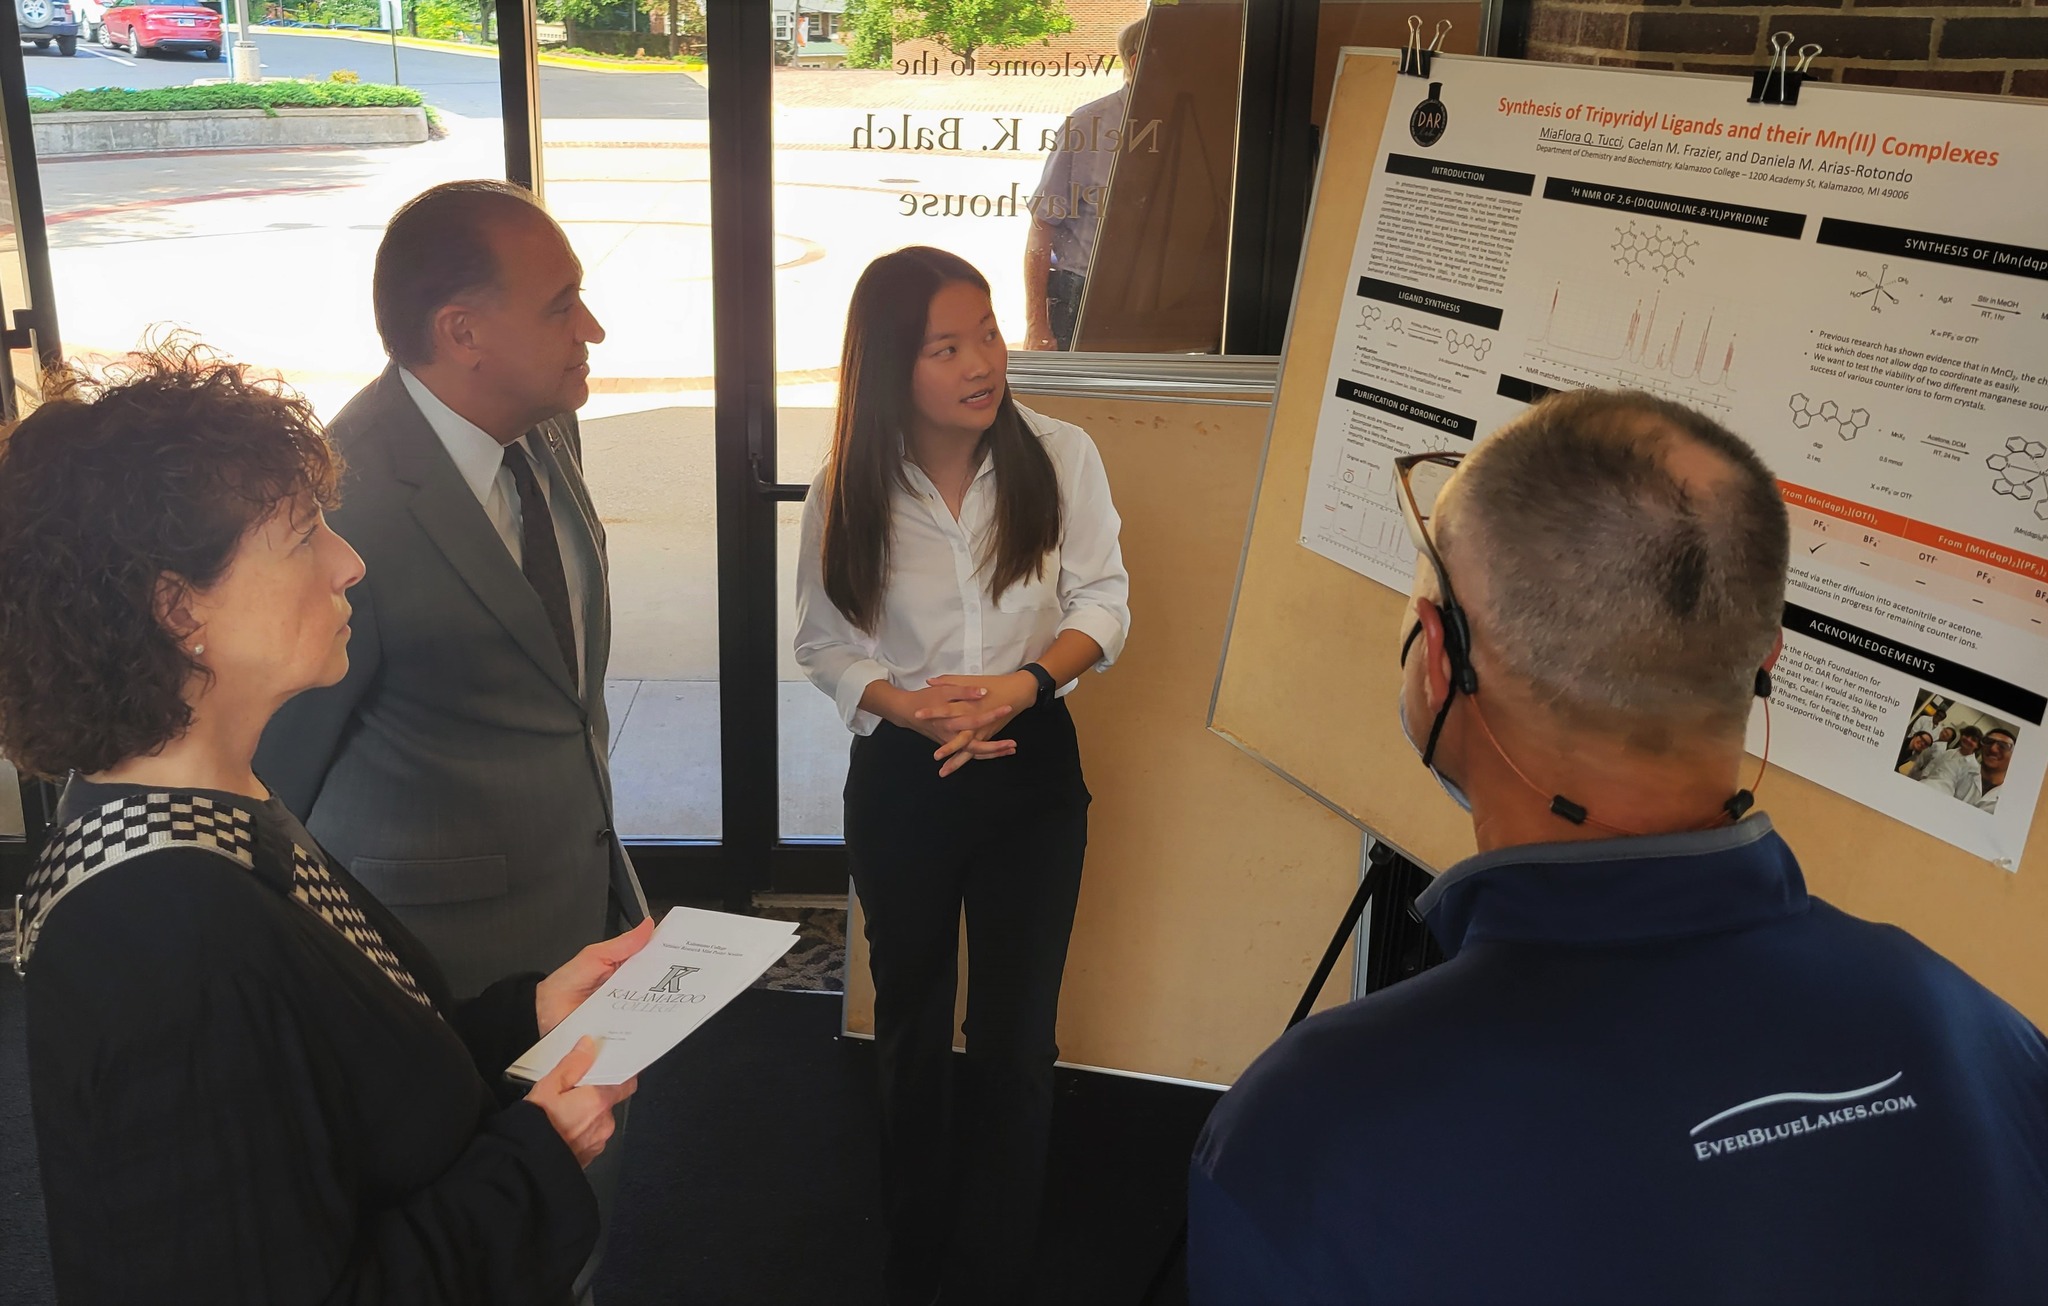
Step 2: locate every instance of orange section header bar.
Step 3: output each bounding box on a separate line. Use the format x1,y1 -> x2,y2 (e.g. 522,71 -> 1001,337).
1778,479 -> 2048,584
1905,522 -> 2048,585
1776,481 -> 1911,537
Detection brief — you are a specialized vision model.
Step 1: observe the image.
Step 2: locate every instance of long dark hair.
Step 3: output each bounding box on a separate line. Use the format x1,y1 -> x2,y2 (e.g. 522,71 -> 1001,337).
820,247 -> 1061,632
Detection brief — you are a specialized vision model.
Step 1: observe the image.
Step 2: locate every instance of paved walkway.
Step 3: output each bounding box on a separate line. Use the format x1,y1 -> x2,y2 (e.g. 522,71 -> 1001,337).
605,679 -> 846,840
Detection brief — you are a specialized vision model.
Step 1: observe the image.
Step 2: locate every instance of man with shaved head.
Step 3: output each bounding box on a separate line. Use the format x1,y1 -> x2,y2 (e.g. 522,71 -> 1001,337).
1190,391 -> 2048,1304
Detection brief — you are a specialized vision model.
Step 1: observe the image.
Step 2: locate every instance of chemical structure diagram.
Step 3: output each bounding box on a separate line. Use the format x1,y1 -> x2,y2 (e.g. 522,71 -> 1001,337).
1358,303 -> 1383,329
1445,329 -> 1493,361
1852,263 -> 1908,314
1787,393 -> 1869,441
1988,435 -> 2048,521
1612,221 -> 1698,283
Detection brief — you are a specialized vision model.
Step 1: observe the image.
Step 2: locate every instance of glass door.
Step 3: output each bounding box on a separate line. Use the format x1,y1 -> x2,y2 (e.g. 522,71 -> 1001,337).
705,0 -> 845,900
513,0 -> 844,903
0,5 -> 59,415
0,10 -> 60,890
527,3 -> 723,859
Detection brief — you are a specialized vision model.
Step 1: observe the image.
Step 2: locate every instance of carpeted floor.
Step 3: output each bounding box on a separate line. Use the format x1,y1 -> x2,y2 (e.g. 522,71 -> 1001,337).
592,987 -> 1210,1305
0,917 -> 1214,1304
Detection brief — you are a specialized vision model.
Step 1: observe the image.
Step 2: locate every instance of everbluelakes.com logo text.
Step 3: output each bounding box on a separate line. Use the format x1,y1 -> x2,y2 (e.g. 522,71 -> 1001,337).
1693,1094 -> 1918,1161
1688,1072 -> 1915,1162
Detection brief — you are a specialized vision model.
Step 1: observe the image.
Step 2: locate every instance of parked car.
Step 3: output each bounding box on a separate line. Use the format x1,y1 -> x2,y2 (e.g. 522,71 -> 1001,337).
17,0 -> 80,56
100,0 -> 220,57
73,0 -> 101,42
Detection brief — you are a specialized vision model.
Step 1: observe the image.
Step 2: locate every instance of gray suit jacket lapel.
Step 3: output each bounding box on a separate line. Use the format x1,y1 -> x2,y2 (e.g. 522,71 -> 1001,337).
374,369 -> 583,708
528,417 -> 611,712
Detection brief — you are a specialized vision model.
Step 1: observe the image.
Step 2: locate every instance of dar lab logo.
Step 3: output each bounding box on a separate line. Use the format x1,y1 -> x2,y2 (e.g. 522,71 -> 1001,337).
1409,81 -> 1449,147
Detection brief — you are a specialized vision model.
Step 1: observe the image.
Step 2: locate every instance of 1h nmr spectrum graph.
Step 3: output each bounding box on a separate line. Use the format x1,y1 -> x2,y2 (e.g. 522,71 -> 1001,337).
1525,280 -> 1740,413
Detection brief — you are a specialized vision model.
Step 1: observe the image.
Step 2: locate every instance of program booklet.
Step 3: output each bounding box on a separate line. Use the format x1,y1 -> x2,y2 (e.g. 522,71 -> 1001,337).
507,906 -> 799,1086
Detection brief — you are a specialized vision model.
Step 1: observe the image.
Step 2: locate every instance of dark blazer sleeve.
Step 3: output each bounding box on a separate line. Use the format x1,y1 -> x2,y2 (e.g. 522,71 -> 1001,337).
258,563 -> 381,819
450,974 -> 545,1085
26,854 -> 597,1306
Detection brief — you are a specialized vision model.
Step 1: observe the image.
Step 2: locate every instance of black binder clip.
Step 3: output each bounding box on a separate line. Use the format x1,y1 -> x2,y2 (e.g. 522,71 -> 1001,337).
1750,32 -> 1821,105
1400,15 -> 1451,77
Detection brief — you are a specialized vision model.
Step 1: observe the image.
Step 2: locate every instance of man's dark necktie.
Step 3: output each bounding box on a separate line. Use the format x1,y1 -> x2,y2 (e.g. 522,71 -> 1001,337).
502,441 -> 580,688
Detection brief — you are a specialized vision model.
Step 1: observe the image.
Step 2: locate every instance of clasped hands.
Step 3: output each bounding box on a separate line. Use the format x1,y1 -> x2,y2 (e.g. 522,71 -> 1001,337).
885,671 -> 1040,777
526,916 -> 656,1167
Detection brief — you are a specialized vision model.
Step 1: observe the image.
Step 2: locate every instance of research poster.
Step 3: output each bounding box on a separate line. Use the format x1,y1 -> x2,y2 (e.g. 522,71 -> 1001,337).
1299,56 -> 2047,871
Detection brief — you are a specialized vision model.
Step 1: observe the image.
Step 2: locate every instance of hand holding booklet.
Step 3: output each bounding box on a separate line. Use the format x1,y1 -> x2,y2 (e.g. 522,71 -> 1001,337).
508,906 -> 799,1086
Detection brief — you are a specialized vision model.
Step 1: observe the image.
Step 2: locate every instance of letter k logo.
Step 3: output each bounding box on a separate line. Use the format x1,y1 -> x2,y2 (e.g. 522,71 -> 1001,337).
650,965 -> 701,994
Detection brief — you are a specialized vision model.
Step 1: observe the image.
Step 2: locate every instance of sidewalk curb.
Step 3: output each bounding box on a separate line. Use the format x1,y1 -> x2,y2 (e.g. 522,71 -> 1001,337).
33,106 -> 427,157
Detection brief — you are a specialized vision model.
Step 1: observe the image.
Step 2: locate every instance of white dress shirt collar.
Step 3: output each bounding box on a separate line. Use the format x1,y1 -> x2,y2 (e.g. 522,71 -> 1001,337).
899,440 -> 996,492
395,367 -> 592,688
399,367 -> 527,502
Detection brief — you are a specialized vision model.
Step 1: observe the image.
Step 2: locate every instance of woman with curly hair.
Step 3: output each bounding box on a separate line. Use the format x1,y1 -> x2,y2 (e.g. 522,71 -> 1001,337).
0,343 -> 650,1305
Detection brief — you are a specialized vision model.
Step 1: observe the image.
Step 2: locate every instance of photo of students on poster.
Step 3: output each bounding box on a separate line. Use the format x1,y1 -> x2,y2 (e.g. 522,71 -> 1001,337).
1896,689 -> 2020,814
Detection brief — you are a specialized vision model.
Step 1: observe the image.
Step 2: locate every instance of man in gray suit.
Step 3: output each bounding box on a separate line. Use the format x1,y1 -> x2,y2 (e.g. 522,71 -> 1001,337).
258,180 -> 646,1294
262,179 -> 646,991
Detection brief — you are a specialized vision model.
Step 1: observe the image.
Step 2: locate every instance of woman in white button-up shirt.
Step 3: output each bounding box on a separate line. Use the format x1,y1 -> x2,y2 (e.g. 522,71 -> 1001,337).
795,247 -> 1130,1305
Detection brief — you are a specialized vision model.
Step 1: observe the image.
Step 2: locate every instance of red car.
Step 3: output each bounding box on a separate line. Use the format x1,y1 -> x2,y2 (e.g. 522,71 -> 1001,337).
100,2 -> 220,58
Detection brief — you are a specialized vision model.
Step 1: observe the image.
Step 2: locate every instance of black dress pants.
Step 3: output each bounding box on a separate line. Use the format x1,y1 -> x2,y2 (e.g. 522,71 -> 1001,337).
845,698 -> 1090,1306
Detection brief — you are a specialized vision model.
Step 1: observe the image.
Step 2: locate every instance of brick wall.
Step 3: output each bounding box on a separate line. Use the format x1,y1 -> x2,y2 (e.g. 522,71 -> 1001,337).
1524,0 -> 2048,98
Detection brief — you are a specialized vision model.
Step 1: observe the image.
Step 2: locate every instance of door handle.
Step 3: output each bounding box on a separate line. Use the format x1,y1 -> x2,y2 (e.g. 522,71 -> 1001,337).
744,380 -> 809,501
3,308 -> 35,352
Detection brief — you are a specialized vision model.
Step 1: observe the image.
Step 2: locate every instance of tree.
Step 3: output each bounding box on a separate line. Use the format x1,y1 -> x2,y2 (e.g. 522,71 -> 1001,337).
845,0 -> 1074,70
410,0 -> 477,40
666,0 -> 705,53
540,0 -> 700,55
843,0 -> 893,68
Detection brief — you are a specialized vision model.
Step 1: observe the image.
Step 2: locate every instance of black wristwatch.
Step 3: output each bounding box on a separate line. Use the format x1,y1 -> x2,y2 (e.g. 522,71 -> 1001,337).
1022,662 -> 1057,707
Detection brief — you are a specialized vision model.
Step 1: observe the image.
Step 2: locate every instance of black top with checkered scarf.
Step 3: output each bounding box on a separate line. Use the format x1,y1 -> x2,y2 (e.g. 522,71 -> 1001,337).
20,779 -> 599,1303
18,789 -> 432,1010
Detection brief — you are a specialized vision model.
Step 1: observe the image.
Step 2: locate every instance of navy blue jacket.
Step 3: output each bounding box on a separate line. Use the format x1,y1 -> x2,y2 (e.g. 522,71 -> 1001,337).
1190,816 -> 2048,1304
